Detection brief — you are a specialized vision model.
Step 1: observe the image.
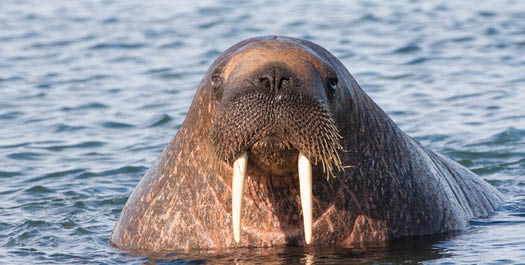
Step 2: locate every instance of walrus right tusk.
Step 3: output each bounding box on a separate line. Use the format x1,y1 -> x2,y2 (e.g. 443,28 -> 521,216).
298,153 -> 313,244
232,151 -> 248,243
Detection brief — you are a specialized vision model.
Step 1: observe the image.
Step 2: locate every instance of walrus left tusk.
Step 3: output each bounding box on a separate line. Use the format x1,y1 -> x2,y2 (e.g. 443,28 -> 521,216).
298,153 -> 313,245
232,151 -> 248,243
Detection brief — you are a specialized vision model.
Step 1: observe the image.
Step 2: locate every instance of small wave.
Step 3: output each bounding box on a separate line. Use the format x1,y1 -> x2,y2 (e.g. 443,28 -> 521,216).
357,13 -> 381,23
485,27 -> 499,35
148,114 -> 173,127
446,149 -> 517,161
469,220 -> 525,226
159,41 -> 185,49
27,169 -> 86,183
451,36 -> 476,43
40,76 -> 110,89
446,92 -> 484,101
143,68 -> 184,79
100,121 -> 134,129
46,141 -> 106,152
108,55 -> 147,63
18,219 -> 53,228
144,67 -> 172,75
0,143 -> 30,149
198,19 -> 225,29
75,166 -> 147,179
0,111 -> 24,120
0,31 -> 39,41
202,49 -> 222,59
92,195 -> 129,207
478,11 -> 496,17
53,124 -> 88,133
0,187 -> 22,196
197,6 -> 231,16
393,44 -> 421,54
380,73 -> 414,80
74,226 -> 95,235
0,76 -> 24,83
159,72 -> 185,80
89,42 -> 148,50
6,152 -> 43,161
471,127 -> 525,146
24,185 -> 54,193
30,40 -> 74,49
404,57 -> 429,65
101,17 -> 118,24
59,217 -> 76,229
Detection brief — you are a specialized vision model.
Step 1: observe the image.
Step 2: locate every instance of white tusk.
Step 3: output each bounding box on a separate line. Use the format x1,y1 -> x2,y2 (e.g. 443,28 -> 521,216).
298,153 -> 313,245
232,151 -> 248,243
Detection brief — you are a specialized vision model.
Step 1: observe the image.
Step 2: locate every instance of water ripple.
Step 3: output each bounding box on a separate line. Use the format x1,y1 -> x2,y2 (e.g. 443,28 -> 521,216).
24,185 -> 54,193
75,166 -> 147,179
393,44 -> 421,54
61,102 -> 108,111
44,141 -> 106,152
6,152 -> 43,161
27,169 -> 86,183
89,42 -> 148,50
148,114 -> 173,127
100,121 -> 134,129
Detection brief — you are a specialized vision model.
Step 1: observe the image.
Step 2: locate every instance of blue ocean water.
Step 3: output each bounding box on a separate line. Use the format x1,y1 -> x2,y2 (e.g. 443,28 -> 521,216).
1,0 -> 524,264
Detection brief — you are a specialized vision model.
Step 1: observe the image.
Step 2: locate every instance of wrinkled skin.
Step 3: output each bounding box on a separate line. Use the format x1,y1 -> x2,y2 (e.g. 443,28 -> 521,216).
110,36 -> 503,252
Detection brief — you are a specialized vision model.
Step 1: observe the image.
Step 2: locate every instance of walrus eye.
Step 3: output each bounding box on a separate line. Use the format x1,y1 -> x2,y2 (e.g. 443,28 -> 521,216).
211,73 -> 222,89
328,77 -> 338,93
211,71 -> 224,101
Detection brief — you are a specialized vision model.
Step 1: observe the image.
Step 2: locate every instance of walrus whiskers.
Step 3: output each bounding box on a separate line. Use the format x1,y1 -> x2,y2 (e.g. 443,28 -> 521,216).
210,91 -> 345,180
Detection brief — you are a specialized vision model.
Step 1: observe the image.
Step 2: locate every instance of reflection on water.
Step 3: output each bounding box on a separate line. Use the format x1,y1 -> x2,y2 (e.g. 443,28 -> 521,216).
139,233 -> 459,264
1,0 -> 524,264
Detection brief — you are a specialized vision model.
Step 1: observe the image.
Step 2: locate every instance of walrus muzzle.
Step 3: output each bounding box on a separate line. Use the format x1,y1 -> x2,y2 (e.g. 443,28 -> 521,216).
209,66 -> 345,244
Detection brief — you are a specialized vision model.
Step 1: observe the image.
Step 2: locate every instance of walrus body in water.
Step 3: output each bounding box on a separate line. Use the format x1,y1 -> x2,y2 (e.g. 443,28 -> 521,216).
110,36 -> 503,251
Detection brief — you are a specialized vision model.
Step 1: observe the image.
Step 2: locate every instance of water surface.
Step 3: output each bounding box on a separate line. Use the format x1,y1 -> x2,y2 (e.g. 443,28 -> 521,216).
1,0 -> 524,264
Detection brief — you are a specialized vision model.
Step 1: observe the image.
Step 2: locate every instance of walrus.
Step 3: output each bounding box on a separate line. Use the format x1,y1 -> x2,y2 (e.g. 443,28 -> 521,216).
110,36 -> 503,252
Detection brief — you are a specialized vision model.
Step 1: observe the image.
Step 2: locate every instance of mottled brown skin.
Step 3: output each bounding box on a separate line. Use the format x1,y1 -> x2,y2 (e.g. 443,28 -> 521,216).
110,36 -> 504,252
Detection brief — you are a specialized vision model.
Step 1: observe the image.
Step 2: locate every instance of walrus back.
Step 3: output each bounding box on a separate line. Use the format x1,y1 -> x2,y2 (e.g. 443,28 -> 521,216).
343,80 -> 504,240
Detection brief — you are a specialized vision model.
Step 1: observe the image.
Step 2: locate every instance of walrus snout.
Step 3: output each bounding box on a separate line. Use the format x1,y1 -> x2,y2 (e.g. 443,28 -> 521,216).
209,89 -> 344,179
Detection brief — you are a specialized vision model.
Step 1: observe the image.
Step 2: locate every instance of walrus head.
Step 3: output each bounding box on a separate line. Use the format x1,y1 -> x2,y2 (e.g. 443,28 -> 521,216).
209,46 -> 345,177
206,37 -> 352,243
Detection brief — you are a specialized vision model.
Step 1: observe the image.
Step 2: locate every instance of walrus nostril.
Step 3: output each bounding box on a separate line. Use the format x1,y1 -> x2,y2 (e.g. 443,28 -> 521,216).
259,76 -> 271,90
258,75 -> 290,92
279,77 -> 290,90
255,62 -> 296,93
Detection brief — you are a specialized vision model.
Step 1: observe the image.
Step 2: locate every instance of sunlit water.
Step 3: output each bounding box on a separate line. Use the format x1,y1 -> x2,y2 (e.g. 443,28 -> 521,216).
1,0 -> 524,264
